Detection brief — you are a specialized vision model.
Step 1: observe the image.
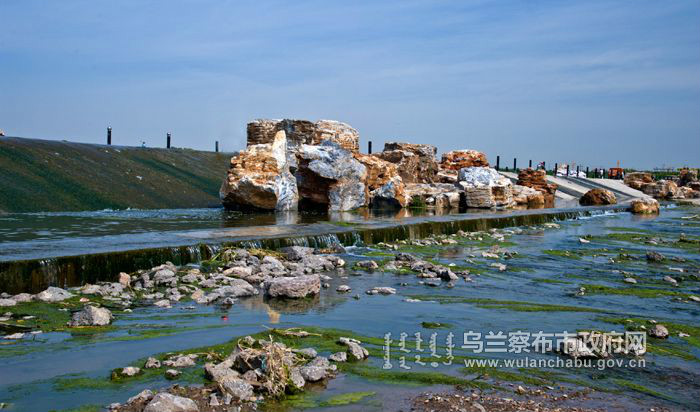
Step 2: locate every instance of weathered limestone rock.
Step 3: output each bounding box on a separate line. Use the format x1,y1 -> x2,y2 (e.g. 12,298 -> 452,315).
354,153 -> 409,208
630,198 -> 660,214
440,150 -> 489,170
512,185 -> 545,208
35,287 -> 73,303
377,142 -> 438,184
678,169 -> 698,187
458,167 -> 513,208
264,275 -> 321,298
246,119 -> 359,153
295,141 -> 366,211
624,172 -> 653,190
516,168 -> 557,207
649,324 -> 669,339
220,130 -> 298,211
679,186 -> 699,199
0,298 -> 16,307
642,180 -> 681,199
405,183 -> 462,210
68,305 -> 113,327
143,393 -> 199,412
579,189 -> 617,206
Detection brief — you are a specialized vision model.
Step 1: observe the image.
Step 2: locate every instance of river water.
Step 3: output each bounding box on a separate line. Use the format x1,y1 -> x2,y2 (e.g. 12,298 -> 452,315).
0,204 -> 699,411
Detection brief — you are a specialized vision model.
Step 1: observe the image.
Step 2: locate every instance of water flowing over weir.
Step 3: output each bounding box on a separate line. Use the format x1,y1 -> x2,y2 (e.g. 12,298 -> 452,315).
0,206 -> 628,294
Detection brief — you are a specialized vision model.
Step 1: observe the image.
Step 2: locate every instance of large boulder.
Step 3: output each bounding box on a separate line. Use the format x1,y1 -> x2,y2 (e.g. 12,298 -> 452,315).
624,172 -> 653,190
642,180 -> 681,199
68,305 -> 113,327
458,167 -> 513,208
440,150 -> 488,171
580,189 -> 617,206
516,168 -> 557,207
678,169 -> 698,187
630,198 -> 659,214
220,130 -> 298,211
354,153 -> 409,208
295,141 -> 366,211
377,142 -> 438,184
246,119 -> 359,154
512,184 -> 545,208
264,275 -> 320,298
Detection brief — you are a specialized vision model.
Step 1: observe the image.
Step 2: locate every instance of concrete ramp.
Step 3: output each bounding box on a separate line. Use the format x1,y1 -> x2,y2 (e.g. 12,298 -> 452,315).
499,171 -> 647,203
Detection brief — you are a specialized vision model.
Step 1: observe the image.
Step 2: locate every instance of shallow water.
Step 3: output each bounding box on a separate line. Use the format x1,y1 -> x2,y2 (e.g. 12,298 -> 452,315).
1,205 -> 699,411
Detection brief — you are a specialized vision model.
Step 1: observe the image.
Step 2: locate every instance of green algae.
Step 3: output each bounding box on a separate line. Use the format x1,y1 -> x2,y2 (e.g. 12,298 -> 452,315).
612,378 -> 675,402
318,391 -> 376,407
581,284 -> 690,299
542,249 -> 582,260
532,278 -> 573,285
337,362 -> 489,389
407,295 -> 607,313
421,321 -> 453,329
598,316 -> 700,350
49,405 -> 102,412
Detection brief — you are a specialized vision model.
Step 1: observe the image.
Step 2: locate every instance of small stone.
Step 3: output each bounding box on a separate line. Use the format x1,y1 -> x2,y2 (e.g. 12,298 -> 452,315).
120,366 -> 141,377
663,276 -> 678,286
356,260 -> 379,270
144,357 -> 161,369
649,324 -> 669,339
623,277 -> 637,284
3,333 -> 24,340
68,305 -> 113,327
329,352 -> 348,362
516,385 -> 526,395
153,299 -> 171,308
0,299 -> 16,307
689,295 -> 700,303
127,389 -> 154,404
165,369 -> 181,379
35,286 -> 73,303
294,348 -> 318,358
118,272 -> 131,287
336,285 -> 351,293
143,393 -> 199,412
579,238 -> 590,244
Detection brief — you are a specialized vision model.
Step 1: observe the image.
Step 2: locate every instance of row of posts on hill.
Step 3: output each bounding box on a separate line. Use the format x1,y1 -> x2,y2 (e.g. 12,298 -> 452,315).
106,127 -> 220,152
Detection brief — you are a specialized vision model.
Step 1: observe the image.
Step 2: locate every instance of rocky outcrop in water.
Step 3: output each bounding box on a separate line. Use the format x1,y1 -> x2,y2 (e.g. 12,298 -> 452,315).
629,198 -> 659,214
68,305 -> 113,327
516,168 -> 557,207
220,130 -> 298,211
512,185 -> 545,208
377,142 -> 439,184
458,167 -> 514,208
624,172 -> 653,190
579,189 -> 617,206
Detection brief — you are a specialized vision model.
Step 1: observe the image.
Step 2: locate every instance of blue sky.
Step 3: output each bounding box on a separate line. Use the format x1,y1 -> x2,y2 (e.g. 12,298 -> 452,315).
1,0 -> 699,169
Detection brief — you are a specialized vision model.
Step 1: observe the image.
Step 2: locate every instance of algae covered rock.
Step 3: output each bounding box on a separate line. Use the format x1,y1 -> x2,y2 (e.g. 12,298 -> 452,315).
68,305 -> 113,327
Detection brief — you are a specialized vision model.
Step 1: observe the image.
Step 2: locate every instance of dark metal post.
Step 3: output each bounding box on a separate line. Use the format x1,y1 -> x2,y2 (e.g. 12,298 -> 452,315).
576,166 -> 580,177
215,141 -> 219,153
554,163 -> 558,176
603,169 -> 607,178
368,141 -> 372,154
513,158 -> 517,171
566,164 -> 570,177
529,159 -> 532,168
167,133 -> 171,149
107,127 -> 112,145
496,156 -> 500,171
586,166 -> 589,178
542,161 -> 546,171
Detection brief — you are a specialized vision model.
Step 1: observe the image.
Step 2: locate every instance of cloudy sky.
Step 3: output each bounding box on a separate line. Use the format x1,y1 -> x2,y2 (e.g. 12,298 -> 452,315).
1,0 -> 699,169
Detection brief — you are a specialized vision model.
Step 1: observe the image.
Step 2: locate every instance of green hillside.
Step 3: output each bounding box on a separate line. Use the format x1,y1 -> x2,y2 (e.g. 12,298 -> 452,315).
0,137 -> 232,213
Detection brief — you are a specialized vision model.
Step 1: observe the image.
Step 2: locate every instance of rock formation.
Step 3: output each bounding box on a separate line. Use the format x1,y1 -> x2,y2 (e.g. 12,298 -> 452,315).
624,172 -> 653,190
630,198 -> 659,214
579,189 -> 617,206
405,183 -> 462,210
457,167 -> 514,208
516,168 -> 557,207
354,154 -> 408,208
220,130 -> 298,211
295,141 -> 366,211
246,119 -> 359,154
641,180 -> 680,199
678,169 -> 698,187
440,150 -> 489,170
377,142 -> 438,184
512,185 -> 545,208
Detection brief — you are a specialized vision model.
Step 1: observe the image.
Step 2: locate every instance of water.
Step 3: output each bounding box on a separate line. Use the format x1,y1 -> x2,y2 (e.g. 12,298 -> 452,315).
1,205 -> 699,411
